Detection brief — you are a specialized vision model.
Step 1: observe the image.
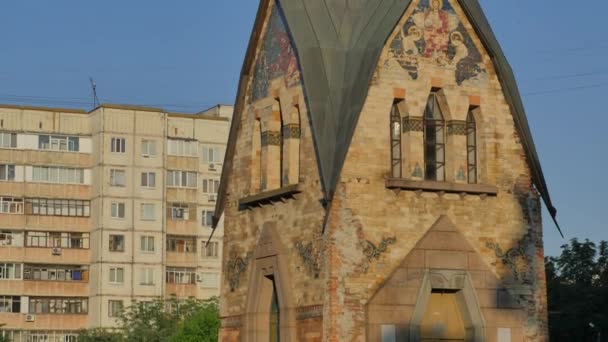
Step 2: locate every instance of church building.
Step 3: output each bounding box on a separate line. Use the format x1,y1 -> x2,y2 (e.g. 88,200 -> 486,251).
213,0 -> 559,341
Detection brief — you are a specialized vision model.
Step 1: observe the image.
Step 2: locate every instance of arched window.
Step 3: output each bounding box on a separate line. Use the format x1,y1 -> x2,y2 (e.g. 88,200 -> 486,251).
424,92 -> 445,181
269,279 -> 280,342
390,101 -> 402,178
466,109 -> 477,184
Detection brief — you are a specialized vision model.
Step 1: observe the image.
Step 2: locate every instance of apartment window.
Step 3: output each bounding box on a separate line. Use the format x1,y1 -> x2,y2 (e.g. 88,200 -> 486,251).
140,236 -> 155,252
141,139 -> 157,157
170,203 -> 190,220
111,137 -> 126,153
0,296 -> 20,313
167,235 -> 197,253
0,164 -> 15,181
0,132 -> 17,149
0,263 -> 22,280
32,166 -> 84,184
140,268 -> 155,285
28,297 -> 88,314
390,101 -> 403,178
202,241 -> 219,258
0,231 -> 21,247
201,210 -> 214,227
25,232 -> 89,249
38,135 -> 79,152
202,146 -> 223,163
109,235 -> 125,252
108,300 -> 123,317
0,197 -> 24,214
202,178 -> 220,195
111,202 -> 125,219
168,139 -> 198,157
141,172 -> 156,188
110,169 -> 126,187
167,170 -> 197,188
141,203 -> 155,221
109,267 -> 124,284
199,273 -> 220,288
467,109 -> 478,184
166,267 -> 196,284
27,198 -> 90,217
424,92 -> 446,181
23,264 -> 88,282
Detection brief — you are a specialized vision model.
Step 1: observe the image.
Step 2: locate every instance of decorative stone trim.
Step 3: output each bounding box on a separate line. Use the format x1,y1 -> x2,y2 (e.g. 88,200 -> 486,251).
239,184 -> 302,210
282,124 -> 301,139
359,236 -> 396,272
296,305 -> 323,320
402,117 -> 423,132
226,251 -> 253,292
486,232 -> 533,281
447,120 -> 467,135
386,178 -> 498,196
221,315 -> 244,328
295,241 -> 321,278
261,131 -> 281,146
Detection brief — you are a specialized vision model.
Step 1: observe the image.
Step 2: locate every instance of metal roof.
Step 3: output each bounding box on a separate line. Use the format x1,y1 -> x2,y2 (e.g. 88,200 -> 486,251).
213,0 -> 561,236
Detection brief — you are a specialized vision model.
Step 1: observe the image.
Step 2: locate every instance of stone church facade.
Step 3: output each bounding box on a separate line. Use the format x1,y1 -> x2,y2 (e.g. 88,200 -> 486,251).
213,0 -> 558,341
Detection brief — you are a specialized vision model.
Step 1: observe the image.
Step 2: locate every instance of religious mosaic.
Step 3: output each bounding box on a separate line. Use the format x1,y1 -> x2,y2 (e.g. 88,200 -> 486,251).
486,232 -> 534,283
358,236 -> 397,273
225,250 -> 253,292
387,0 -> 486,85
249,5 -> 301,103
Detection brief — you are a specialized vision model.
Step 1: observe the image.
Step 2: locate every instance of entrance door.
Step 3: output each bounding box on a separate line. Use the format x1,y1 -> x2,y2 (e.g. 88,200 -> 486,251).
420,290 -> 465,342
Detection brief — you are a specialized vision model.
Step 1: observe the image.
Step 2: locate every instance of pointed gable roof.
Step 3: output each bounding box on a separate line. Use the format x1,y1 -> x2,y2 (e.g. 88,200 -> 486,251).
213,0 -> 561,235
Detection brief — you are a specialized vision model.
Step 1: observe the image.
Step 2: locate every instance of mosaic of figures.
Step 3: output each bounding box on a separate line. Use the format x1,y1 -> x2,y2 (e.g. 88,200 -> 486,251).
249,5 -> 301,103
387,0 -> 487,85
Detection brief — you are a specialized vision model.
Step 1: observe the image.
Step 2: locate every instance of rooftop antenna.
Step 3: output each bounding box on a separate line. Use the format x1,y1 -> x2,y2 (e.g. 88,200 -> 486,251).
89,77 -> 100,108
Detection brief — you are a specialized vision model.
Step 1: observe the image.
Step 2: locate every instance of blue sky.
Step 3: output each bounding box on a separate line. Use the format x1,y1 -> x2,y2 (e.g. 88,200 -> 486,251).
1,1 -> 606,256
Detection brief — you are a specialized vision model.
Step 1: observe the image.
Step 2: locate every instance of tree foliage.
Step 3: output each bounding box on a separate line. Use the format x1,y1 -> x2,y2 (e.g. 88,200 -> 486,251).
77,297 -> 219,342
547,238 -> 608,341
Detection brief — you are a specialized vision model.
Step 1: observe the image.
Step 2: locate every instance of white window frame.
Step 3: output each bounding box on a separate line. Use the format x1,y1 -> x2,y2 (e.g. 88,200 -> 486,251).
202,241 -> 219,258
108,300 -> 123,317
202,146 -> 223,164
110,202 -> 125,219
168,139 -> 198,157
38,135 -> 79,152
109,267 -> 124,284
0,231 -> 21,247
0,132 -> 17,149
140,236 -> 155,252
140,268 -> 155,285
201,210 -> 214,227
0,164 -> 16,181
141,139 -> 157,157
140,203 -> 155,221
202,178 -> 220,194
109,234 -> 125,252
0,197 -> 24,214
32,166 -> 84,184
110,169 -> 126,187
167,170 -> 197,188
0,263 -> 22,280
141,172 -> 156,188
111,137 -> 126,153
170,203 -> 189,220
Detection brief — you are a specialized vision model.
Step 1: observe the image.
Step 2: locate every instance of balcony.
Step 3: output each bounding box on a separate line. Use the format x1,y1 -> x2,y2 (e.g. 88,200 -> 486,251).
25,215 -> 90,231
165,283 -> 197,298
24,183 -> 91,199
23,280 -> 89,297
0,213 -> 26,228
166,220 -> 200,236
166,251 -> 199,266
167,156 -> 199,171
23,247 -> 89,264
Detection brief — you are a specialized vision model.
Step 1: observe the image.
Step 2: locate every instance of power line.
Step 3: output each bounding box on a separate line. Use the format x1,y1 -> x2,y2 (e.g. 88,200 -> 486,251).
523,82 -> 608,97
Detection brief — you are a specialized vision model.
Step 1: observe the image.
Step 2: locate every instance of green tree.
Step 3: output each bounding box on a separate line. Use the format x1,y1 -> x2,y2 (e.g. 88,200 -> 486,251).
76,328 -> 124,342
170,297 -> 220,342
547,238 -> 607,341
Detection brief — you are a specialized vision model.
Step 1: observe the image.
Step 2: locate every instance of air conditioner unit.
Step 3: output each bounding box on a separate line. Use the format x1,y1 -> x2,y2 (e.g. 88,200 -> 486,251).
25,314 -> 36,322
208,194 -> 216,202
51,247 -> 62,256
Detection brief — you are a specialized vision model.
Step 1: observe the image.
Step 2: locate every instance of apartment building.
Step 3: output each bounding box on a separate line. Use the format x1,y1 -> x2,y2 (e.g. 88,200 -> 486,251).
0,103 -> 231,341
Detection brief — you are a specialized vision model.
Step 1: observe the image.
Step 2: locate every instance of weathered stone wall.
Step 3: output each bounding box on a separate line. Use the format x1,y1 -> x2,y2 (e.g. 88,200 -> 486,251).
221,0 -> 548,341
323,0 -> 548,341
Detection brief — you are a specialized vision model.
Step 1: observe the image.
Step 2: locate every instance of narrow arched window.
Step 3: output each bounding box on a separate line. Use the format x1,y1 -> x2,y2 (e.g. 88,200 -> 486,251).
269,280 -> 280,342
467,108 -> 477,184
390,101 -> 402,178
424,92 -> 445,181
